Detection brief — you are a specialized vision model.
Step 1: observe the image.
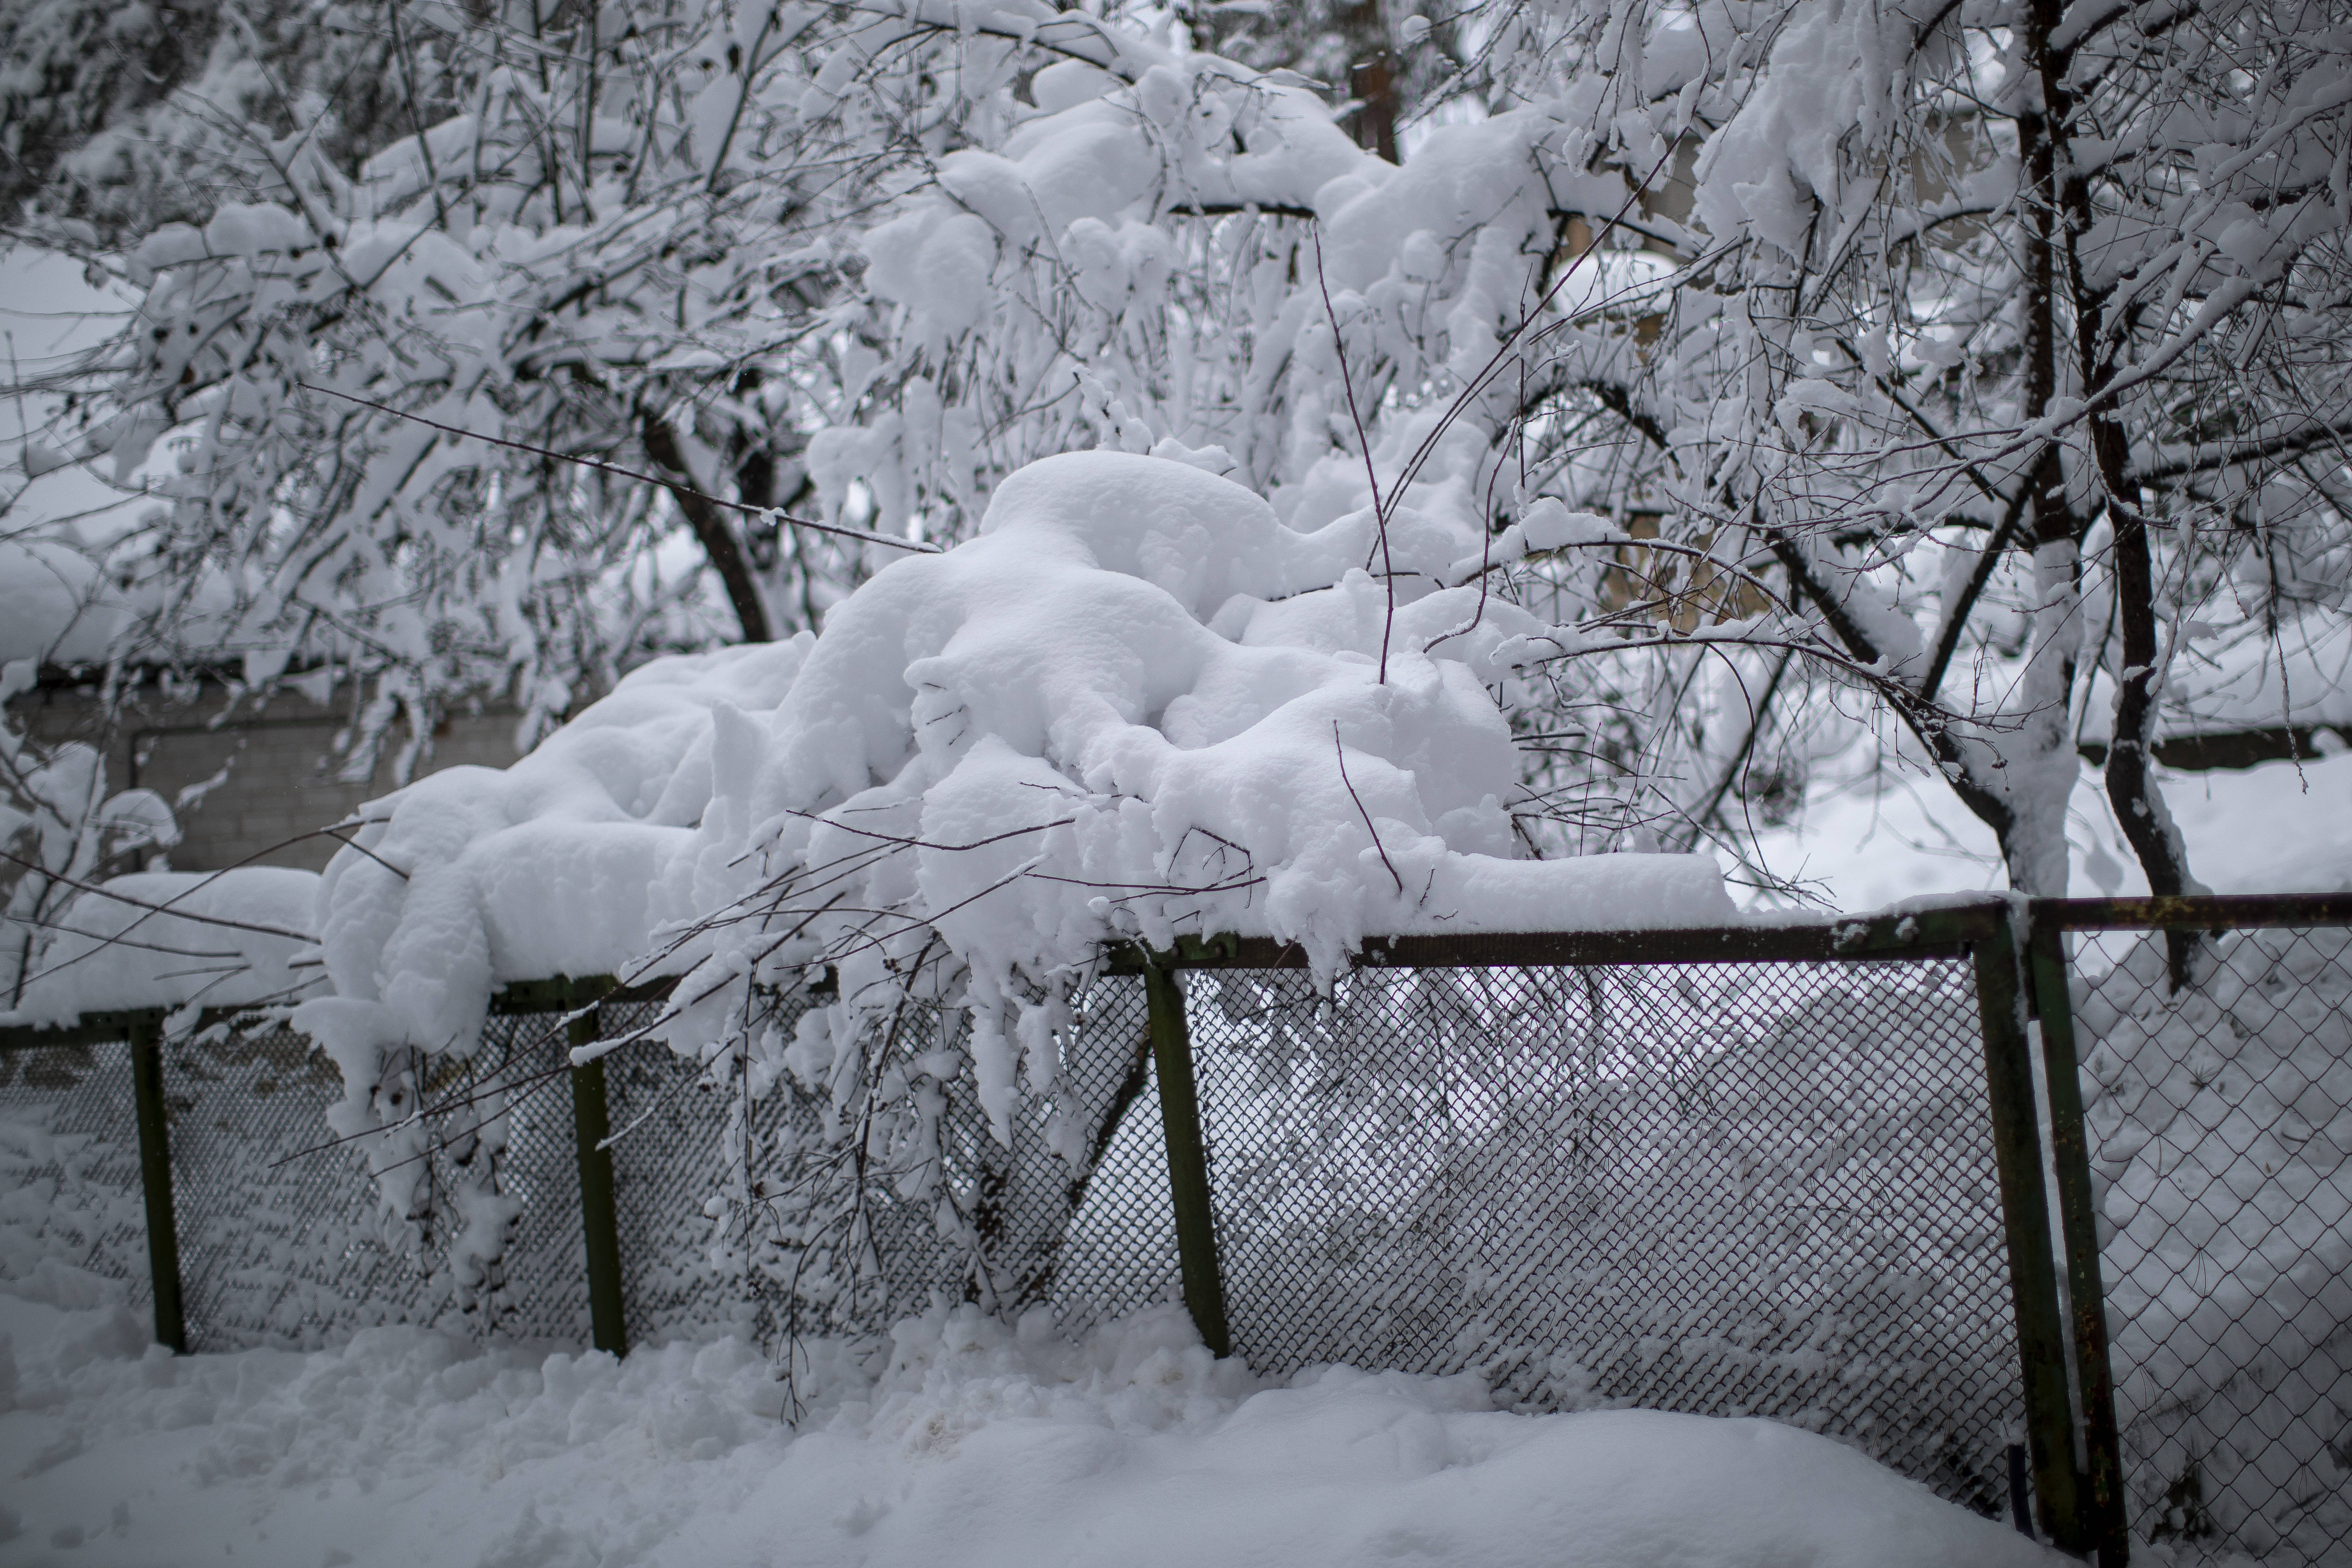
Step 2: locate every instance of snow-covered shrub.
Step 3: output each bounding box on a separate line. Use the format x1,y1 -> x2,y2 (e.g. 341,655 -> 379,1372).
310,448 -> 1731,1333
23,0 -> 2348,924
2081,927 -> 2352,1553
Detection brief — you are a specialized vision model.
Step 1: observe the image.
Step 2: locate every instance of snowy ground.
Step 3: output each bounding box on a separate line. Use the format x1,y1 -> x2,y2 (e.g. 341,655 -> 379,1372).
0,1271 -> 2062,1568
1748,749 -> 2352,910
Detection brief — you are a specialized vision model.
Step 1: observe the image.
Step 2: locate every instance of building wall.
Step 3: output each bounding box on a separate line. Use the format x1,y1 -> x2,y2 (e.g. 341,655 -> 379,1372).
14,679 -> 527,875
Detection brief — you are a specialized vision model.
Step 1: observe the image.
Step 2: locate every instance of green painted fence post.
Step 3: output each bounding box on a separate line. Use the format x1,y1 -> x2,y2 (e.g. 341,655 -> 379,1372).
2028,912 -> 2131,1566
1145,962 -> 1230,1356
1974,916 -> 2083,1548
568,1003 -> 628,1357
127,1011 -> 187,1353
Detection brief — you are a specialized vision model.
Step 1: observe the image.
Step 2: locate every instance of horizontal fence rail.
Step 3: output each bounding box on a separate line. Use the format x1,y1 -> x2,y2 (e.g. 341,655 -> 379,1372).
6,893 -> 2352,1564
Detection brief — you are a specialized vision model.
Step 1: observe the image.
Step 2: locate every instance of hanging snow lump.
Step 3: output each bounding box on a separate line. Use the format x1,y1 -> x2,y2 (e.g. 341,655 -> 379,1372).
311,448 -> 1732,1084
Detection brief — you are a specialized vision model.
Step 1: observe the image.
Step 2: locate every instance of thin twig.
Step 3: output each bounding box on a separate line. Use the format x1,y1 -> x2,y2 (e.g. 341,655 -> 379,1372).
1333,722 -> 1405,895
1312,228 -> 1395,683
0,848 -> 313,942
297,381 -> 941,555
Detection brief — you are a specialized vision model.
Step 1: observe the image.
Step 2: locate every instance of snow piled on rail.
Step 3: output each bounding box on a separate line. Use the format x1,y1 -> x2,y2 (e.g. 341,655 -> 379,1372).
310,449 -> 1729,1074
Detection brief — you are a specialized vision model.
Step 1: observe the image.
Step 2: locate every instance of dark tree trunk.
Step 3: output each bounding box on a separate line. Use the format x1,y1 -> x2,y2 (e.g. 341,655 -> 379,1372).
1336,2 -> 1399,164
639,411 -> 774,644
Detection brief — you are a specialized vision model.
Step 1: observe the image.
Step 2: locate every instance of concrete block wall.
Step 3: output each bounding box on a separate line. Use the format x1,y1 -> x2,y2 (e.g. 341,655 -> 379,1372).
13,679 -> 528,875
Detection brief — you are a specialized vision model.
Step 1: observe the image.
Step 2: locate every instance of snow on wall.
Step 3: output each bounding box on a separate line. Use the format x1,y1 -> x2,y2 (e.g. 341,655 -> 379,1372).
6,868 -> 321,1025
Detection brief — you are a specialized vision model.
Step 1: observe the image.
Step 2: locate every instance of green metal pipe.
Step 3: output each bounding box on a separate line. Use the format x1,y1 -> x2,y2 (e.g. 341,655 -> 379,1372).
127,1014 -> 187,1353
568,1006 -> 628,1357
2028,917 -> 2131,1566
1975,921 -> 2084,1549
1145,963 -> 1230,1357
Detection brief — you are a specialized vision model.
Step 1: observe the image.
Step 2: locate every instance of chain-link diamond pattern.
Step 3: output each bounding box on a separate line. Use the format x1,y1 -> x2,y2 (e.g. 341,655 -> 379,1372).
2075,924 -> 2352,1559
0,1040 -> 149,1310
1177,959 -> 2019,1514
30,921 -> 2352,1552
603,998 -> 784,1347
155,1016 -> 592,1349
1048,976 -> 1182,1334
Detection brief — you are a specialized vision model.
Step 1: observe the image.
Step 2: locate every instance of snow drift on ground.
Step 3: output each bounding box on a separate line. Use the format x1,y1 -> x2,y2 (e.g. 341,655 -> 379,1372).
0,1263 -> 2061,1568
1749,748 -> 2352,911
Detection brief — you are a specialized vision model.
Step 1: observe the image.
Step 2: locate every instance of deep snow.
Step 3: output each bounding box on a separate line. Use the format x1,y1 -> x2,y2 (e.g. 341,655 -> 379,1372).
0,1269 -> 2064,1568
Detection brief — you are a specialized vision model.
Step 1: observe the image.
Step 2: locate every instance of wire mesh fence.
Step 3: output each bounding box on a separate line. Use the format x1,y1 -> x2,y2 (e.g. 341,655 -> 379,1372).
2071,920 -> 2352,1562
6,895 -> 2352,1562
0,1039 -> 149,1314
1162,958 -> 2021,1515
160,1018 -> 595,1350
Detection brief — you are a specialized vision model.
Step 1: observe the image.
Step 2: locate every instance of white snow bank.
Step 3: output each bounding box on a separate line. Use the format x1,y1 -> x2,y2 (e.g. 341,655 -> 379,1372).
0,542 -> 127,667
4,868 -> 320,1024
0,1277 -> 2059,1568
319,450 -> 1733,1065
2080,621 -> 2352,746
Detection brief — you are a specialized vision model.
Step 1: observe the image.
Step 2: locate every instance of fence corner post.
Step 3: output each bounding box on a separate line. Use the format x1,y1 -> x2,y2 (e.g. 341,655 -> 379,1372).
1145,961 -> 1230,1357
1974,913 -> 2083,1549
2028,905 -> 2131,1567
568,1002 -> 627,1357
127,1011 -> 186,1353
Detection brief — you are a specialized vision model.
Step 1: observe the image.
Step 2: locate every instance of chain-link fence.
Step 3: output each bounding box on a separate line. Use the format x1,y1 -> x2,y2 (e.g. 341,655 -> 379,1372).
1163,957 -> 2020,1513
2068,916 -> 2352,1562
0,1038 -> 149,1314
6,894 -> 2352,1565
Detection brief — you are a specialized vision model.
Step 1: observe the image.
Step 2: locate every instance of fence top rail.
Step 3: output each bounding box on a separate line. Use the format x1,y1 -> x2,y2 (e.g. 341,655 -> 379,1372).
8,893 -> 2346,1052
1104,902 -> 2010,972
2033,891 -> 2352,932
0,1004 -> 244,1054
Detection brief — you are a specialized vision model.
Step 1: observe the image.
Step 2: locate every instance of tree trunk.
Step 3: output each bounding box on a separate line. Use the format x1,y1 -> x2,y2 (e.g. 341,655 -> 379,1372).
1336,2 -> 1399,164
639,411 -> 774,645
1987,0 -> 2083,899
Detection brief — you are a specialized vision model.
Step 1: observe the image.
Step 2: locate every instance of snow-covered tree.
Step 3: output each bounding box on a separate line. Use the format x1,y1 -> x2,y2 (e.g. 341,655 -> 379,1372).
15,0 -> 2344,895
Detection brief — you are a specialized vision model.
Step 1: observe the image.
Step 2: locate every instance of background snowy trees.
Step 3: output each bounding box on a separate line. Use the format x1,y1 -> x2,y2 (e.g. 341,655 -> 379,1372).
3,0 -> 2349,905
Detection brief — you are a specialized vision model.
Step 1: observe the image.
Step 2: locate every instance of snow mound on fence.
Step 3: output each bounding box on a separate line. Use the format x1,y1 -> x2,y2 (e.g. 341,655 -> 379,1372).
0,1277 -> 2058,1568
316,449 -> 1732,1064
6,868 -> 320,1024
304,637 -> 811,1053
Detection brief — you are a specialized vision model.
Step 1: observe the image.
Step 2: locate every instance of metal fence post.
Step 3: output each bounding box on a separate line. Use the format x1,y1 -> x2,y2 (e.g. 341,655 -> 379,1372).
568,1004 -> 628,1357
2028,911 -> 2130,1566
1145,961 -> 1230,1356
126,1011 -> 187,1353
1974,916 -> 2083,1548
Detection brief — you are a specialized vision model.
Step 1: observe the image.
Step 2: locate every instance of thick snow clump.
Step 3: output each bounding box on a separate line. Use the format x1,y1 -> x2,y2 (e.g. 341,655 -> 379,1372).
311,449 -> 1730,1071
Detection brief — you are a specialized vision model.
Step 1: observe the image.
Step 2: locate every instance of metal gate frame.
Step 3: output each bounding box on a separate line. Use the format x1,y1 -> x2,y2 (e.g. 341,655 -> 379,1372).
1108,896 -> 2122,1558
